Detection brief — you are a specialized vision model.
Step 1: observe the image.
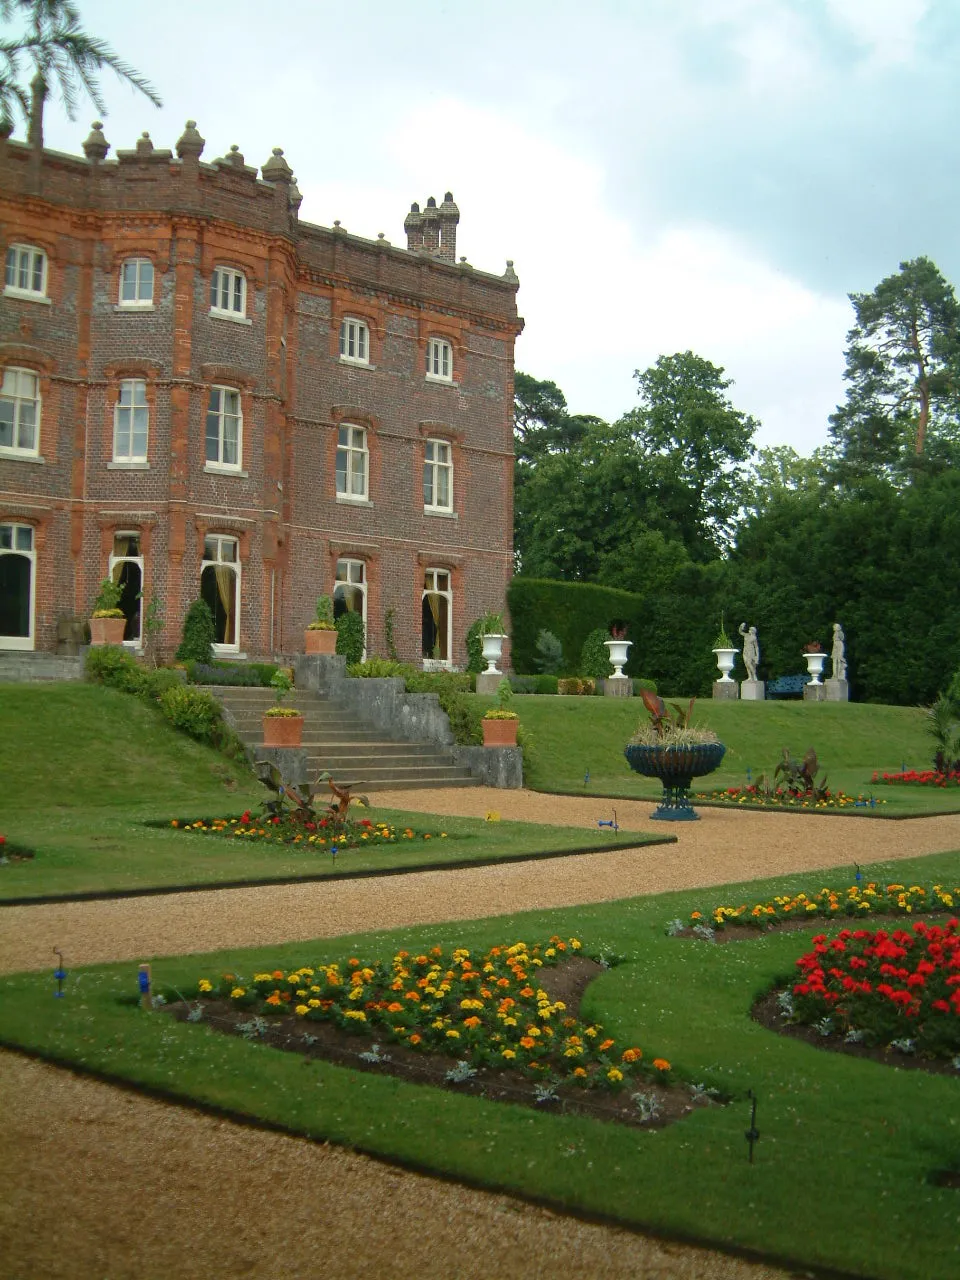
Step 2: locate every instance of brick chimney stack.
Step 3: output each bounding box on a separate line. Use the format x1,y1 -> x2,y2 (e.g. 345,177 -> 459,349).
420,196 -> 440,253
438,192 -> 459,263
404,201 -> 423,251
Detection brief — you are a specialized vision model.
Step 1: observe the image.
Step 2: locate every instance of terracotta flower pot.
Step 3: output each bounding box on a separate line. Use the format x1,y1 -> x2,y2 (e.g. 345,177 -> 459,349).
305,628 -> 337,655
262,713 -> 304,747
482,717 -> 518,747
89,616 -> 126,645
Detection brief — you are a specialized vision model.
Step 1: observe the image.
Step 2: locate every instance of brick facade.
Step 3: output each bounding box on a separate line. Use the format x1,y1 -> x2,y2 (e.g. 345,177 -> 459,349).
0,122 -> 522,666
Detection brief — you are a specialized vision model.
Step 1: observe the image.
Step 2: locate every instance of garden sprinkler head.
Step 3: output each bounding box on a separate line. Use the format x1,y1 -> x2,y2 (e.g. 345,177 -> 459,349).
53,947 -> 66,998
331,845 -> 337,862
584,770 -> 590,786
854,863 -> 862,884
744,1089 -> 760,1163
746,767 -> 752,784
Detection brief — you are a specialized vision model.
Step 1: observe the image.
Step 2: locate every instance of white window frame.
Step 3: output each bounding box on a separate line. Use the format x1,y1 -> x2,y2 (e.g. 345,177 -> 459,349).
334,558 -> 368,662
426,337 -> 453,383
205,386 -> 243,472
4,244 -> 48,301
108,532 -> 144,648
339,317 -> 370,365
336,424 -> 369,501
118,258 -> 154,308
0,521 -> 36,650
113,379 -> 149,463
423,438 -> 453,513
209,266 -> 247,318
422,566 -> 453,669
201,534 -> 241,653
0,367 -> 41,458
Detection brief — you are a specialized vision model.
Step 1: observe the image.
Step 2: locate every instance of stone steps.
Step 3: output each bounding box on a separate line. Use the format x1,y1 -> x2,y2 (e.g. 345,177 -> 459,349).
211,684 -> 480,791
0,652 -> 83,683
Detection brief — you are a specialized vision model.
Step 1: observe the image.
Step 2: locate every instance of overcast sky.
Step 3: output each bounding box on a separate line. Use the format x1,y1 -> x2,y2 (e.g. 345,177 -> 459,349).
23,0 -> 960,455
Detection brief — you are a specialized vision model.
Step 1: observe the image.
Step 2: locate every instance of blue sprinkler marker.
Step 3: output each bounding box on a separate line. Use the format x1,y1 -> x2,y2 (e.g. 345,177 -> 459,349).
331,845 -> 338,863
746,767 -> 752,785
854,862 -> 863,885
53,947 -> 66,998
597,810 -> 619,833
584,770 -> 590,786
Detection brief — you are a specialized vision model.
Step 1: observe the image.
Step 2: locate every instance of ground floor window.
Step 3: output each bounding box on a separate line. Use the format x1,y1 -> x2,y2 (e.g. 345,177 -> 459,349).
108,532 -> 143,645
422,567 -> 452,667
334,558 -> 367,660
200,534 -> 240,650
0,522 -> 35,649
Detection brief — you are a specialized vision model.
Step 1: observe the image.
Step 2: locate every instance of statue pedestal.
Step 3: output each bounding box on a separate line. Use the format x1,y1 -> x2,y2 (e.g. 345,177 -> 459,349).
740,679 -> 765,701
713,680 -> 738,700
803,683 -> 826,703
475,672 -> 504,695
602,677 -> 632,697
824,678 -> 849,702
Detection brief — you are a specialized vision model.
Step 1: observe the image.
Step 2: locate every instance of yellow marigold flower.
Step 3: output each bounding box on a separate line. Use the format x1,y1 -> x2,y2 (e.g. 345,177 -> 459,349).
502,1049 -> 516,1059
198,979 -> 212,993
570,939 -> 582,950
294,1004 -> 309,1016
446,1030 -> 460,1039
296,989 -> 308,997
308,999 -> 321,1008
343,1009 -> 366,1021
230,987 -> 245,999
607,1068 -> 624,1082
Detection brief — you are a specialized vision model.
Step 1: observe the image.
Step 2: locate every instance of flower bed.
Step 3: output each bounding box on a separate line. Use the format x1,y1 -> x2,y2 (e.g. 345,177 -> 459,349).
784,919 -> 960,1060
674,881 -> 959,935
694,783 -> 880,810
0,835 -> 35,864
167,812 -> 447,850
167,937 -> 702,1126
872,768 -> 960,788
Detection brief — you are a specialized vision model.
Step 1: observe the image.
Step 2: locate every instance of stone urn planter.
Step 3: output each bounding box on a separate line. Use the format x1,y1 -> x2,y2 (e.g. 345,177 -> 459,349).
262,712 -> 304,748
89,615 -> 126,645
604,638 -> 632,678
712,648 -> 738,683
305,626 -> 337,655
480,632 -> 507,675
624,741 -> 726,821
803,651 -> 827,685
482,716 -> 518,747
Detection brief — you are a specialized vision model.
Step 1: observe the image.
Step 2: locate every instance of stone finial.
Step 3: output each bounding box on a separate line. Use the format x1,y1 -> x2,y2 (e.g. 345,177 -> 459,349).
288,177 -> 302,212
225,143 -> 245,168
82,120 -> 109,161
135,131 -> 154,156
504,260 -> 519,282
175,119 -> 205,159
261,146 -> 292,183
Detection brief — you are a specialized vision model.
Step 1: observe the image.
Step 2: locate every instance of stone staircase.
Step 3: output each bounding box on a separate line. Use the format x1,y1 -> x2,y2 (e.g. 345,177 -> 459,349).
0,651 -> 83,682
212,685 -> 481,792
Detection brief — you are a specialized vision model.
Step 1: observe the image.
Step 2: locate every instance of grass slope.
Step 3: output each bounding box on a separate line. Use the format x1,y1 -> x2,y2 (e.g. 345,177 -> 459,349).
3,847 -> 960,1280
0,684 -> 654,900
468,694 -> 955,814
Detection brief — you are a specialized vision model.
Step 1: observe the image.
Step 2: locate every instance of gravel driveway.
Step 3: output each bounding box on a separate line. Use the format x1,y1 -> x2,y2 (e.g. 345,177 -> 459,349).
3,789 -> 957,1279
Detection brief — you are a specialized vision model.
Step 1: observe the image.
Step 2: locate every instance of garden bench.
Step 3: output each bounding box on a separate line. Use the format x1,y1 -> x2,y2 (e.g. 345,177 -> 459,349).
766,674 -> 810,699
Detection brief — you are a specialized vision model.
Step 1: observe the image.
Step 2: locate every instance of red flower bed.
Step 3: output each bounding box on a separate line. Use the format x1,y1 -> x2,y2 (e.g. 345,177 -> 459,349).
872,768 -> 960,788
791,919 -> 960,1058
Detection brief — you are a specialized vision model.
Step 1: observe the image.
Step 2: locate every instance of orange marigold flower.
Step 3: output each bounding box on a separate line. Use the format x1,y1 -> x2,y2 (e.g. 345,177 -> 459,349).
387,1002 -> 403,1013
519,1036 -> 536,1049
463,1016 -> 482,1029
573,1067 -> 587,1078
519,986 -> 535,998
653,1058 -> 671,1072
409,1033 -> 422,1045
621,1047 -> 642,1063
404,991 -> 421,1001
599,1038 -> 615,1052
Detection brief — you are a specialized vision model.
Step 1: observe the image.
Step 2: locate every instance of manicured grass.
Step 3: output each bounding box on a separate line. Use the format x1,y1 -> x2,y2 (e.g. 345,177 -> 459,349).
0,685 -> 655,900
470,694 -> 960,815
3,846 -> 960,1280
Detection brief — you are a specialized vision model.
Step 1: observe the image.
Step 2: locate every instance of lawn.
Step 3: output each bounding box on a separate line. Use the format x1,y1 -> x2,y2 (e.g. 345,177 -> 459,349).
470,694 -> 960,816
3,846 -> 960,1280
0,684 -> 658,901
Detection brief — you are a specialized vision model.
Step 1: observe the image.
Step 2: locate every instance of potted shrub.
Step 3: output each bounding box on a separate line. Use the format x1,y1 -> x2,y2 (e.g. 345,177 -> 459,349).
482,677 -> 519,746
478,611 -> 508,675
711,617 -> 738,683
624,689 -> 726,821
262,668 -> 304,747
89,577 -> 126,645
305,594 -> 337,655
604,623 -> 632,679
803,641 -> 827,685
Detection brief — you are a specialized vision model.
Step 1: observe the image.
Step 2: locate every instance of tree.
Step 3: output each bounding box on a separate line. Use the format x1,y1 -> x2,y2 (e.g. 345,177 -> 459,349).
0,1 -> 160,144
740,444 -> 826,519
828,257 -> 960,481
622,351 -> 758,557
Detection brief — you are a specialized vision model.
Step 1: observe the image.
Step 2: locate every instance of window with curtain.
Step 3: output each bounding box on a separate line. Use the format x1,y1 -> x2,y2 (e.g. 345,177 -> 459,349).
200,534 -> 240,649
421,567 -> 452,665
108,532 -> 144,644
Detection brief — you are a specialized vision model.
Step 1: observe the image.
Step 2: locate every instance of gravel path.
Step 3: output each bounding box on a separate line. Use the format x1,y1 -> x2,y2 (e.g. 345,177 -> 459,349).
3,788 -> 958,1280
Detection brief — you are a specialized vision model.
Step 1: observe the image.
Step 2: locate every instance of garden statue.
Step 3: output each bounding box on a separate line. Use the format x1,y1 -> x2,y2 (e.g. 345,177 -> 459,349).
831,623 -> 847,681
739,623 -> 760,683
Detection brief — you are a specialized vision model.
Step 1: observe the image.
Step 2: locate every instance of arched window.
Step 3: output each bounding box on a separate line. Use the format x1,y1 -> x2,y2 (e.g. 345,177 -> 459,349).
118,258 -> 154,307
108,533 -> 144,645
422,567 -> 452,668
200,534 -> 240,651
334,558 -> 367,660
0,522 -> 35,650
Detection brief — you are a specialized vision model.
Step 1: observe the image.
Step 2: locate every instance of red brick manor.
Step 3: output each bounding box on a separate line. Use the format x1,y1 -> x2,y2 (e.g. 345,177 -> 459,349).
0,119 -> 522,665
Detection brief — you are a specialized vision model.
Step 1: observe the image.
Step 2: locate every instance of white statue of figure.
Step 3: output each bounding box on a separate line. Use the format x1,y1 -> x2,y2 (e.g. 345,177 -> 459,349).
739,622 -> 759,682
831,622 -> 847,681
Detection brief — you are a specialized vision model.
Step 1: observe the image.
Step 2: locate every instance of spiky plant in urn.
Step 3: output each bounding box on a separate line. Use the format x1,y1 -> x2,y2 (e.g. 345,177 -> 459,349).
624,689 -> 725,821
